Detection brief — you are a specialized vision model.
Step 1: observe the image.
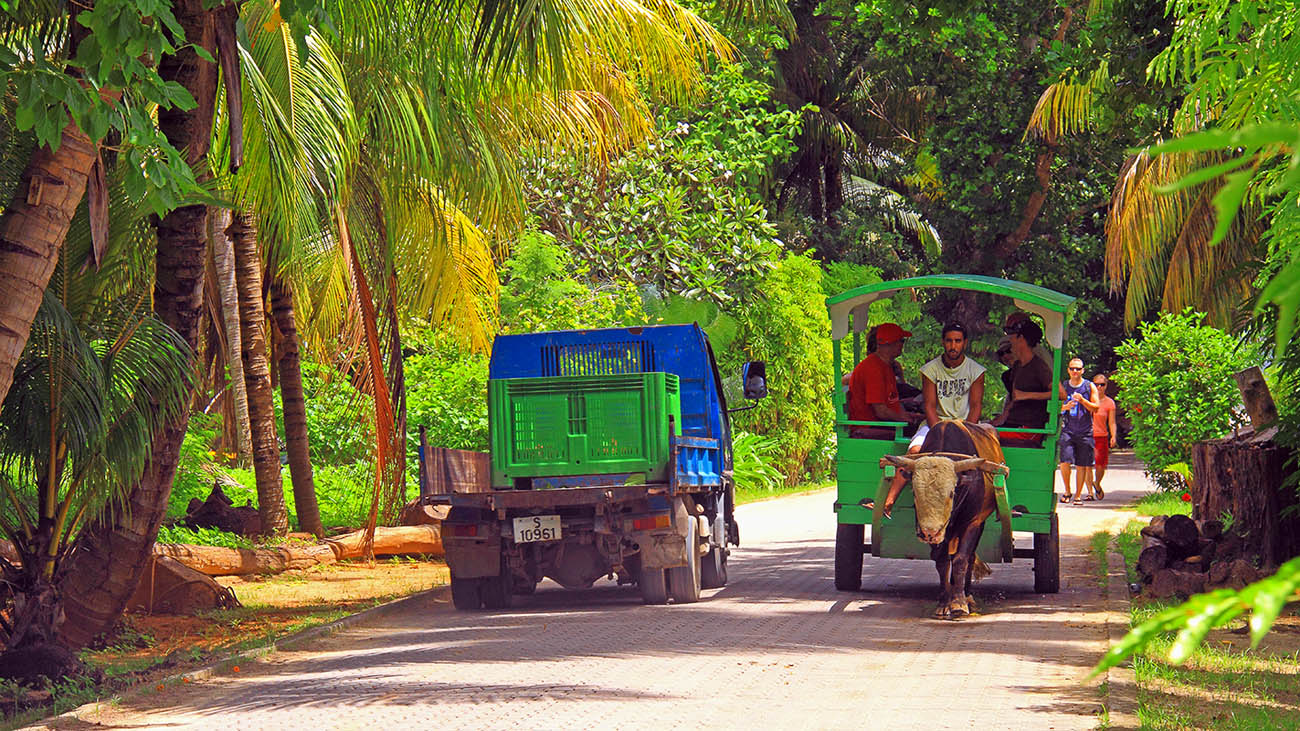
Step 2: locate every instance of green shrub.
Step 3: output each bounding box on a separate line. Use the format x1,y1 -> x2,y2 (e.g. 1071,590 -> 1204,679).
723,254 -> 834,483
404,340 -> 490,453
731,430 -> 784,491
1113,310 -> 1254,481
499,230 -> 647,333
170,412 -> 223,519
312,461 -> 375,529
525,63 -> 801,306
292,361 -> 374,465
156,525 -> 256,550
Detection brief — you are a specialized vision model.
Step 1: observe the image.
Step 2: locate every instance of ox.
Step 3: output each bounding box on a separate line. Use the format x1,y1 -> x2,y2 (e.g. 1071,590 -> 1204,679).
879,420 -> 1009,619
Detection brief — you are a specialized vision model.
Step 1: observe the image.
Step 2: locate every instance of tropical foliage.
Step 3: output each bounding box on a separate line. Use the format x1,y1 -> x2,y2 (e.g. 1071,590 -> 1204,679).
1112,310 -> 1253,477
0,204 -> 191,649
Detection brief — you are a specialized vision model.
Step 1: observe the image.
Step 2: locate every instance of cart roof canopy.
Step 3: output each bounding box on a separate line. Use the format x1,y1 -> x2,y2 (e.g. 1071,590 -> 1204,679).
826,274 -> 1077,349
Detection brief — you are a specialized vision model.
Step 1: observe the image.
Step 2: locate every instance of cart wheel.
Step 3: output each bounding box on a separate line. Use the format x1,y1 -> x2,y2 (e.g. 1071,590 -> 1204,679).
835,523 -> 865,591
640,567 -> 668,604
701,545 -> 728,589
450,575 -> 482,610
667,516 -> 702,603
1034,513 -> 1060,594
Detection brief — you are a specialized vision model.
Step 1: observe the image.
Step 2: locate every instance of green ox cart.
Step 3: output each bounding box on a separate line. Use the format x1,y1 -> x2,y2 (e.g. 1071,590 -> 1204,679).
828,275 -> 1075,594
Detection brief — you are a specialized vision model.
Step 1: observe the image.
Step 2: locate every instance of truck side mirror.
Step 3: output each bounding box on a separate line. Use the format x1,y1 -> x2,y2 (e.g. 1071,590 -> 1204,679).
742,361 -> 767,399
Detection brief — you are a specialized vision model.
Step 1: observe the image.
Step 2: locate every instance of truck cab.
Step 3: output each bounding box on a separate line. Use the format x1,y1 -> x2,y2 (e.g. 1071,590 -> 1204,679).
438,324 -> 759,608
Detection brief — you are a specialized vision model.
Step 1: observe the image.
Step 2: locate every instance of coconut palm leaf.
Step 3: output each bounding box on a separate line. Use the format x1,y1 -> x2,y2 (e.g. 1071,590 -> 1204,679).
1024,61 -> 1111,142
1103,146 -> 1266,327
843,175 -> 943,260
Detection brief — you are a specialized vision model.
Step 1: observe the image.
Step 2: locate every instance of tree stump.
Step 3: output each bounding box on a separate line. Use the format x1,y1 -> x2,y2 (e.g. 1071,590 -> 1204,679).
126,556 -> 241,614
1191,429 -> 1299,568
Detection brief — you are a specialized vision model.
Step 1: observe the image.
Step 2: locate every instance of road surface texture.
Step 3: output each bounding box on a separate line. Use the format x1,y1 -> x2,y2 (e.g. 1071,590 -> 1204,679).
32,458 -> 1151,731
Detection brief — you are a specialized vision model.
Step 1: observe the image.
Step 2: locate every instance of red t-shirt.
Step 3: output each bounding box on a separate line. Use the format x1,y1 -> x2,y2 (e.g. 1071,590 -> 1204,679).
848,353 -> 899,422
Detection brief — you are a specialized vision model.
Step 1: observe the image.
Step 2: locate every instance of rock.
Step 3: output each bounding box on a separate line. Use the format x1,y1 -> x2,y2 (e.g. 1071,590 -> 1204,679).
184,483 -> 261,536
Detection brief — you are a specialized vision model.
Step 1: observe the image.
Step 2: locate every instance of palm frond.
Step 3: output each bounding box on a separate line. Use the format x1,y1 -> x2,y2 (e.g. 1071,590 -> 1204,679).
843,175 -> 943,259
1105,147 -> 1267,327
1025,61 -> 1110,141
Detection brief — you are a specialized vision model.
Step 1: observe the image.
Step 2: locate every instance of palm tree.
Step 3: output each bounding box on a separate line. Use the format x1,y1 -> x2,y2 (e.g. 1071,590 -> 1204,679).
227,212 -> 290,534
0,6 -> 106,415
0,164 -> 191,664
57,0 -> 224,648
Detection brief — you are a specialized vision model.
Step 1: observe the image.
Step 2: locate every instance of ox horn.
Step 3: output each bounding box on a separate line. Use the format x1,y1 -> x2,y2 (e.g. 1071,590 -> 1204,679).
879,454 -> 917,471
952,457 -> 1010,475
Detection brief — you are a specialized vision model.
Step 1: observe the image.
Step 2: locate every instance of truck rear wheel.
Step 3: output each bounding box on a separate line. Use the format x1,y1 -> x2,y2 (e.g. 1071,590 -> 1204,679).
640,567 -> 668,604
667,516 -> 702,603
700,546 -> 728,589
450,576 -> 482,610
835,523 -> 864,591
481,556 -> 515,609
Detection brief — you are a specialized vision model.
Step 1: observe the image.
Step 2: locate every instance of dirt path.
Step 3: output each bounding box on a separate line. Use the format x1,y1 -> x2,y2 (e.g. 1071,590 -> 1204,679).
29,462 -> 1152,731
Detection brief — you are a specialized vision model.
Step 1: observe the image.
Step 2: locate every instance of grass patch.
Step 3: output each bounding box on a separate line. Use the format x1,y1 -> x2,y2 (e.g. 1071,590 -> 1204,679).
736,479 -> 832,505
1089,531 -> 1111,589
1103,519 -> 1300,729
1124,491 -> 1193,518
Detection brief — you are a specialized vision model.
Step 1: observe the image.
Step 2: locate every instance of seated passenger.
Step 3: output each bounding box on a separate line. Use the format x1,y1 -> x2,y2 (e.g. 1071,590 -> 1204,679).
866,326 -> 922,406
908,322 -> 985,454
1004,310 -> 1052,367
992,318 -> 1052,445
843,323 -> 924,438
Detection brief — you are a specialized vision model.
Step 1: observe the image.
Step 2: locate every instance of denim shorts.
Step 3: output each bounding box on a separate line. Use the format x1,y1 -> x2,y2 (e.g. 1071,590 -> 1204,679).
1058,431 -> 1095,466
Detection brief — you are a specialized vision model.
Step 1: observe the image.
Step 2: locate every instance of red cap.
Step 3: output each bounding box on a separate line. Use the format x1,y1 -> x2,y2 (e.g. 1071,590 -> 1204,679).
876,323 -> 912,344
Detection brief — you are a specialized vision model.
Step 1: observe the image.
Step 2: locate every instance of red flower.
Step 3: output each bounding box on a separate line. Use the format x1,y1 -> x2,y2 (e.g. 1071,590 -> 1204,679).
1134,406 -> 1143,413
1181,492 -> 1192,502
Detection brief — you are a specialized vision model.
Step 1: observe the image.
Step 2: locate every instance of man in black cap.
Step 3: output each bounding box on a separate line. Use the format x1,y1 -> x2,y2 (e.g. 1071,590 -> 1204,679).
993,317 -> 1053,442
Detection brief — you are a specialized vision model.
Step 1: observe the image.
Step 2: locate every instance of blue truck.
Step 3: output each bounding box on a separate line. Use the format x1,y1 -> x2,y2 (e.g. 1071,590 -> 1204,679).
434,324 -> 765,609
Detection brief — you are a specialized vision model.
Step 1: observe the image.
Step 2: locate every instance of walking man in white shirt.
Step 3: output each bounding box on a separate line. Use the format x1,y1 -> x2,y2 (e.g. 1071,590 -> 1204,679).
907,322 -> 987,454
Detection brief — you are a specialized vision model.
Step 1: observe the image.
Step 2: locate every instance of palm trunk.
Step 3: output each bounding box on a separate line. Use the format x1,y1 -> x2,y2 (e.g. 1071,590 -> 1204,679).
0,123 -> 98,414
229,212 -> 288,535
210,208 -> 253,462
56,0 -> 219,648
270,275 -> 323,536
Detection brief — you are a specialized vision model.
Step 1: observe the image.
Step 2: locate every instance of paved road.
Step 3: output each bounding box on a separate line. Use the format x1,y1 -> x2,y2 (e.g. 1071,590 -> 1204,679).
36,460 -> 1151,731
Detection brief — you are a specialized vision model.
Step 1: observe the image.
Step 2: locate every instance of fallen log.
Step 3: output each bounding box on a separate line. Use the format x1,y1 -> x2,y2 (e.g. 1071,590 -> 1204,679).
152,524 -> 443,577
1162,514 -> 1200,555
1137,543 -> 1169,579
1149,568 -> 1206,599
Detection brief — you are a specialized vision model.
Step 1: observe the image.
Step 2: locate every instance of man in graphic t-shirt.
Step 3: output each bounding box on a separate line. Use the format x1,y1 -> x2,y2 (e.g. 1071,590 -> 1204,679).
907,322 -> 986,454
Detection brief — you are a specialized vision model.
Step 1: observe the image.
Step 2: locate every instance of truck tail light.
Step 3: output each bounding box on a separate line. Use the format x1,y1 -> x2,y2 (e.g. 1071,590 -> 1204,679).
631,514 -> 671,531
448,524 -> 479,537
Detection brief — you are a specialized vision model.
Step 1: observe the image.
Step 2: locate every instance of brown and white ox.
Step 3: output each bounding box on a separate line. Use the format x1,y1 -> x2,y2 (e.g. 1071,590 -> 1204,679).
880,420 -> 1009,619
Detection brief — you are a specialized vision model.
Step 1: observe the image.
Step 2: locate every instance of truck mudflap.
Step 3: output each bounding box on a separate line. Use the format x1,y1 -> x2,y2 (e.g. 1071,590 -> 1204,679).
631,497 -> 699,570
442,507 -> 504,579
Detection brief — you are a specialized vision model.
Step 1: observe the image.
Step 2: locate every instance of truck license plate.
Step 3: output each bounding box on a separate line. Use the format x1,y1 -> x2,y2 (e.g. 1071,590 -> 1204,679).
514,515 -> 561,543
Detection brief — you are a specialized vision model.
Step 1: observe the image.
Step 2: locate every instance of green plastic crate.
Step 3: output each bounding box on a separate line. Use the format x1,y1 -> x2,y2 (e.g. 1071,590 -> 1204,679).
489,373 -> 682,486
